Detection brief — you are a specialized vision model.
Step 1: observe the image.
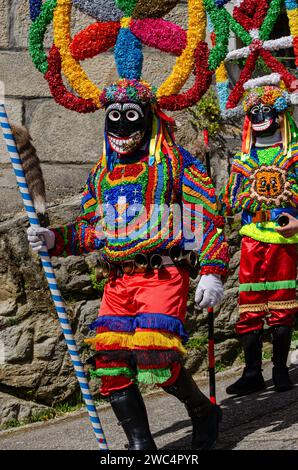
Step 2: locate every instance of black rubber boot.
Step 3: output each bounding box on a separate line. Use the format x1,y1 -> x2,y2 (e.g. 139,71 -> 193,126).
162,367 -> 222,450
272,326 -> 293,392
226,331 -> 265,396
109,384 -> 157,450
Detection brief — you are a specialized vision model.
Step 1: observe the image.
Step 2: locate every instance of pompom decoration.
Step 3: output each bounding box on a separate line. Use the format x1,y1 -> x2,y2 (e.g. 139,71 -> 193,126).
53,0 -> 102,106
130,19 -> 187,56
70,22 -> 120,61
159,42 -> 213,111
243,73 -> 281,90
73,0 -> 123,21
45,45 -> 98,112
132,0 -> 180,19
28,0 -> 210,113
99,79 -> 156,107
234,0 -> 268,32
29,0 -> 57,74
204,0 -> 230,70
285,0 -> 298,67
116,0 -> 138,16
29,0 -> 42,21
291,92 -> 298,106
243,86 -> 290,113
274,96 -> 289,112
115,27 -> 143,80
206,0 -> 298,117
157,0 -> 207,99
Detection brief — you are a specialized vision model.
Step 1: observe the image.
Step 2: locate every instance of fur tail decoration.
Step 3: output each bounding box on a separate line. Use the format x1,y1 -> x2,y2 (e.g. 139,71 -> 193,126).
11,124 -> 46,215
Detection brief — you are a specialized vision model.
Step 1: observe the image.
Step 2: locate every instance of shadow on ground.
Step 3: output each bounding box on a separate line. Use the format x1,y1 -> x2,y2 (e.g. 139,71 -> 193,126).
156,365 -> 298,450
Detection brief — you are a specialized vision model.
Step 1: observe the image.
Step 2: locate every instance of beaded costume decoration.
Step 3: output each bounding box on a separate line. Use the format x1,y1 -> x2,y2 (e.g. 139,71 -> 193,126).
221,143 -> 298,213
50,144 -> 228,273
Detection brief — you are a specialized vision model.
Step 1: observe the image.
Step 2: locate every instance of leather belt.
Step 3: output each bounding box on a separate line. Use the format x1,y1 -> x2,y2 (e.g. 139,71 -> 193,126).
95,248 -> 200,280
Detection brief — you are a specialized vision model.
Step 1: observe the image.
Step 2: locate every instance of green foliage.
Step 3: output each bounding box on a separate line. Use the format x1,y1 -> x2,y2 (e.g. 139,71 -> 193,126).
291,328 -> 298,349
89,269 -> 108,295
186,335 -> 208,350
54,403 -> 83,414
0,401 -> 89,431
30,409 -> 56,423
0,409 -> 56,430
2,419 -> 21,430
215,361 -> 228,373
23,389 -> 36,400
7,317 -> 20,327
262,349 -> 272,360
188,88 -> 221,138
292,329 -> 298,342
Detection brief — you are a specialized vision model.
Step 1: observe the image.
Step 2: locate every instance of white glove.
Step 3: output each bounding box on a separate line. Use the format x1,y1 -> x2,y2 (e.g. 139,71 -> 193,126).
195,274 -> 224,309
27,226 -> 55,252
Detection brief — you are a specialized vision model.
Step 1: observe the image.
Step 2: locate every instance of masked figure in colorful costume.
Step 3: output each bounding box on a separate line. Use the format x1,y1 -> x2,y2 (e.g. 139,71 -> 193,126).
221,83 -> 298,396
26,0 -> 229,450
28,78 -> 228,450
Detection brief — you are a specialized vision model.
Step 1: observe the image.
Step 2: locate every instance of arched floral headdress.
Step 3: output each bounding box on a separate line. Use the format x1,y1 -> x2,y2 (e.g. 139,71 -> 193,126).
205,0 -> 298,118
28,0 -> 212,113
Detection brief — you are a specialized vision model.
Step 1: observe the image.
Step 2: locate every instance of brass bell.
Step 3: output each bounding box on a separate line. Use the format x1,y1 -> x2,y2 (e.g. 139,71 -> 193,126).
134,253 -> 149,270
169,245 -> 183,263
150,254 -> 163,270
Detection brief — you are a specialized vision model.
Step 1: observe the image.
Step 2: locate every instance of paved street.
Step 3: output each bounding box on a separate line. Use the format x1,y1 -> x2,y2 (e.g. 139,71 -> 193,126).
0,363 -> 297,451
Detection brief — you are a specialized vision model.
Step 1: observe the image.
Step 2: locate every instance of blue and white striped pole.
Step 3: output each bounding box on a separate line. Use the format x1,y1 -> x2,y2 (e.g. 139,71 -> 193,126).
0,101 -> 108,450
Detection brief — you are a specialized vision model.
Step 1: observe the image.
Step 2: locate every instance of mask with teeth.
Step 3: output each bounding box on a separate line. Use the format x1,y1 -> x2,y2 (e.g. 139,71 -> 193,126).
249,104 -> 279,137
105,102 -> 152,155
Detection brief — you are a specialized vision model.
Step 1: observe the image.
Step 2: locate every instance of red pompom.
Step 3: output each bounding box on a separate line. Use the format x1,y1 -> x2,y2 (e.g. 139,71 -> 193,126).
45,45 -> 98,113
70,22 -> 120,61
159,42 -> 212,111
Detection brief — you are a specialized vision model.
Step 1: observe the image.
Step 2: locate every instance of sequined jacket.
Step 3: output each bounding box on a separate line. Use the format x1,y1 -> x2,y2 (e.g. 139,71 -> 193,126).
50,146 -> 229,275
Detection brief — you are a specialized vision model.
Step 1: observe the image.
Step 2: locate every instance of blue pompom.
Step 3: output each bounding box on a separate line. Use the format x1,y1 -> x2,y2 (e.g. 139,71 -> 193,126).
115,29 -> 143,80
29,0 -> 42,21
274,96 -> 288,112
214,0 -> 231,7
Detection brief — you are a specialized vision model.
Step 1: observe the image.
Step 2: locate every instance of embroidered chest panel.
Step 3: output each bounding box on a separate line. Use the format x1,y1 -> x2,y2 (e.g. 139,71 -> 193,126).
249,165 -> 291,206
93,157 -> 181,235
232,145 -> 298,211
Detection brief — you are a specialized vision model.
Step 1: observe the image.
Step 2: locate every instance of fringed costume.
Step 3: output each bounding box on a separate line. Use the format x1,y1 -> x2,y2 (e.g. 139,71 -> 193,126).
27,1 -> 228,450
49,99 -> 228,394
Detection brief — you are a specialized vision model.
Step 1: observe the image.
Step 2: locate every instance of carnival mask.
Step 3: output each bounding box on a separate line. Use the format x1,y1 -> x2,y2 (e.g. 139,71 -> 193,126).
249,104 -> 279,136
105,102 -> 152,155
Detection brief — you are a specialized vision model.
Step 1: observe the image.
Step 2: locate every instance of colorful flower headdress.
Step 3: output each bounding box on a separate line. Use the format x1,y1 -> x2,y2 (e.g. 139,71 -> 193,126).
100,79 -> 157,107
28,0 -> 212,113
243,84 -> 291,113
205,0 -> 298,118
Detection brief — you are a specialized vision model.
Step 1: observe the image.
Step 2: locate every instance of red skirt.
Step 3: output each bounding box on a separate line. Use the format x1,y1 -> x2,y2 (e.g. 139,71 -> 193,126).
85,266 -> 190,395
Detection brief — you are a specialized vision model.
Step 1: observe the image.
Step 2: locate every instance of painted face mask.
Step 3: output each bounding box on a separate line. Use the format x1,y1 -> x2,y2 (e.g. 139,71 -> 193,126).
249,103 -> 279,136
105,103 -> 152,155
